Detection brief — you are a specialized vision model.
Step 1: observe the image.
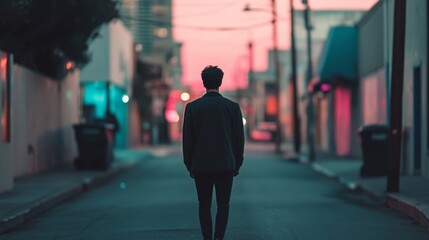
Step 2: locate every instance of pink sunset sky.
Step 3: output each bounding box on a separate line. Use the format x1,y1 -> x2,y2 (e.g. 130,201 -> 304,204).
173,0 -> 379,91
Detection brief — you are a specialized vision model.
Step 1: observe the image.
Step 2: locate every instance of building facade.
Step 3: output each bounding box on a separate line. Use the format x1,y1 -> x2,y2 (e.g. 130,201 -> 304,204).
247,49 -> 291,141
80,20 -> 136,149
293,10 -> 364,150
312,0 -> 429,177
358,0 -> 428,176
0,51 -> 80,193
120,0 -> 183,144
391,0 -> 428,176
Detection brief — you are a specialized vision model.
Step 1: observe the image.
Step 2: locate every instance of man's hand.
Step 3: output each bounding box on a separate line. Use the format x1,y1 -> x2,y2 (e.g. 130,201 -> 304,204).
233,170 -> 239,177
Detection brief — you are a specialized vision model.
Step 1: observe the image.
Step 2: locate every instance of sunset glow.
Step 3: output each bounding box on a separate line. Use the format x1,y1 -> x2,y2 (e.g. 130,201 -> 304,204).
173,0 -> 379,91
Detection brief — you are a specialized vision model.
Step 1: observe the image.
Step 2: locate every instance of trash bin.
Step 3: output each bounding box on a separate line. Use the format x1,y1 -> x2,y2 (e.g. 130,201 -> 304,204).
73,123 -> 114,170
358,125 -> 389,177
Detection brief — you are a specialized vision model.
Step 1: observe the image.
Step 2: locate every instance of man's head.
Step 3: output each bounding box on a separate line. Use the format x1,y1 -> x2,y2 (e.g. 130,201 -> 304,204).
201,65 -> 223,90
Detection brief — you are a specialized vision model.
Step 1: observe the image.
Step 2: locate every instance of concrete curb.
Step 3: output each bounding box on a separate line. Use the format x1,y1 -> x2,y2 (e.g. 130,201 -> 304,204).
386,194 -> 429,228
311,162 -> 429,229
0,161 -> 137,234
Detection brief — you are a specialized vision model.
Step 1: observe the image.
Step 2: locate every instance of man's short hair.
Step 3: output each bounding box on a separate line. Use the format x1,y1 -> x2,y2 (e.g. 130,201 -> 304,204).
201,65 -> 223,89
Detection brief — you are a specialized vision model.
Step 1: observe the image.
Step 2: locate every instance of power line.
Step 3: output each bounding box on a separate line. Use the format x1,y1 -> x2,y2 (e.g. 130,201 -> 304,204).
171,0 -> 267,7
120,15 -> 272,31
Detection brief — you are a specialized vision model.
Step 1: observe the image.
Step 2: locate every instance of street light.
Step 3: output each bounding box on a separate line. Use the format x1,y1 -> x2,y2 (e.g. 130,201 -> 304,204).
243,4 -> 252,11
244,1 -> 283,153
180,92 -> 190,102
122,94 -> 130,103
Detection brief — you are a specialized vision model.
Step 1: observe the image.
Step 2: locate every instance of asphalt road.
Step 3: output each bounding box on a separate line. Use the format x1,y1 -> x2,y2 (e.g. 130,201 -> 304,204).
2,143 -> 429,240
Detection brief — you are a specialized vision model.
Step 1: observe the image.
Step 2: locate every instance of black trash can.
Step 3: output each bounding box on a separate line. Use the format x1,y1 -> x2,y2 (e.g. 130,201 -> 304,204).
358,125 -> 389,177
73,123 -> 114,170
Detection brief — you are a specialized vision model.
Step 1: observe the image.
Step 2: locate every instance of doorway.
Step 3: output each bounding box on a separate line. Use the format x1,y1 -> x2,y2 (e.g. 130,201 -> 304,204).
413,65 -> 422,174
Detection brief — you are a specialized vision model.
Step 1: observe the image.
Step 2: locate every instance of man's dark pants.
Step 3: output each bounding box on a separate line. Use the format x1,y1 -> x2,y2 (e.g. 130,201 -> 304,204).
194,172 -> 234,240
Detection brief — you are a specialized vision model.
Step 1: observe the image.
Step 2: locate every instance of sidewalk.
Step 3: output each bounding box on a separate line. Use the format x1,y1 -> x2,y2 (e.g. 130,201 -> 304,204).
286,149 -> 429,228
0,149 -> 152,234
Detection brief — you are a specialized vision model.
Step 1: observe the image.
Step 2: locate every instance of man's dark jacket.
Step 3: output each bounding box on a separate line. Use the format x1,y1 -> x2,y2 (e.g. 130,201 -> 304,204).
182,92 -> 245,172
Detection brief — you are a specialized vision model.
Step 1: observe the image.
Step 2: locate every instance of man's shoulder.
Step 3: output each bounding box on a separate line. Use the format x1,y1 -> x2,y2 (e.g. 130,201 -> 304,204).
186,98 -> 201,106
184,98 -> 203,111
221,97 -> 240,108
186,95 -> 240,108
225,97 -> 239,105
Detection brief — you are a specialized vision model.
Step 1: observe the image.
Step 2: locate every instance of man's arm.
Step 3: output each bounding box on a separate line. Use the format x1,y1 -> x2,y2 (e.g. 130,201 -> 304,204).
234,104 -> 245,171
182,104 -> 193,171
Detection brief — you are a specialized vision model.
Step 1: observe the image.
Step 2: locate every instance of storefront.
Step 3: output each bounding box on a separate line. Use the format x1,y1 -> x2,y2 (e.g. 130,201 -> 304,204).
314,26 -> 359,157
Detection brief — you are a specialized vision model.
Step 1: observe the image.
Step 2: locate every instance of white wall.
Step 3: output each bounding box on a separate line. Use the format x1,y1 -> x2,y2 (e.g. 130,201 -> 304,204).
109,20 -> 134,91
0,53 -> 80,192
12,66 -> 80,177
80,25 -> 110,82
80,20 -> 134,90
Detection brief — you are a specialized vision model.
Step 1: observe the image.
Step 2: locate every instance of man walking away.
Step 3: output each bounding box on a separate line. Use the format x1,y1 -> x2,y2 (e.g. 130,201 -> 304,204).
183,65 -> 245,240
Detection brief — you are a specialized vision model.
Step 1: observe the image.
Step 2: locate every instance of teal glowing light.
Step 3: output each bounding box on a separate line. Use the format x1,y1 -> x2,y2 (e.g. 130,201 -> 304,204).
82,82 -> 107,119
82,82 -> 128,148
120,182 -> 127,190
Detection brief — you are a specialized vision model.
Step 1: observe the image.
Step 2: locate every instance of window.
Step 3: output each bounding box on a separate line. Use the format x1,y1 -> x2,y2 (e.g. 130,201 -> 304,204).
154,28 -> 168,38
413,65 -> 422,172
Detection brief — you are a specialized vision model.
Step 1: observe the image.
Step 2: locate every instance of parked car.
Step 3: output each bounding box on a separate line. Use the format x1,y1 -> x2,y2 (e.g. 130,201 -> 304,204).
250,122 -> 277,142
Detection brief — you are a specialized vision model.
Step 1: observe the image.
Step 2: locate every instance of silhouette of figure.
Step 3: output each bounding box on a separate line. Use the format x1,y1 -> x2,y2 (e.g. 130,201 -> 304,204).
183,65 -> 245,240
106,111 -> 120,145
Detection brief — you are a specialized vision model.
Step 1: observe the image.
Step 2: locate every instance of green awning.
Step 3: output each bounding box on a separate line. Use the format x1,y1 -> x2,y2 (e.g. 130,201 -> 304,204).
317,26 -> 358,82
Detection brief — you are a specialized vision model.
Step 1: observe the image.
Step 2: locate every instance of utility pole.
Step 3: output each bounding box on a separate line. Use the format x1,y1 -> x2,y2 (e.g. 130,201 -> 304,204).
248,42 -> 254,82
271,0 -> 283,153
302,0 -> 316,161
248,41 -> 255,132
387,0 -> 406,192
290,0 -> 301,154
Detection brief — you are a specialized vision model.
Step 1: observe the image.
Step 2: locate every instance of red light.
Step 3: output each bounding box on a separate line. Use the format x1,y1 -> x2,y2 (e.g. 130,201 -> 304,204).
0,56 -> 7,80
250,130 -> 272,141
321,83 -> 331,92
66,61 -> 73,71
266,95 -> 278,116
165,110 -> 180,123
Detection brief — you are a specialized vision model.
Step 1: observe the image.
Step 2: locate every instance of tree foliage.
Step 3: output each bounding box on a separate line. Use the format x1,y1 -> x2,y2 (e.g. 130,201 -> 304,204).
0,0 -> 118,80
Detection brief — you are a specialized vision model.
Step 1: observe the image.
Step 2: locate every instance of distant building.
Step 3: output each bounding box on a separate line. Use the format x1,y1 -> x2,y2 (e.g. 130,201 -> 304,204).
311,0 -> 429,179
120,0 -> 183,144
314,25 -> 359,156
246,49 -> 291,140
246,10 -> 364,143
358,0 -> 429,176
119,0 -> 175,63
293,10 -> 364,149
80,20 -> 136,149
